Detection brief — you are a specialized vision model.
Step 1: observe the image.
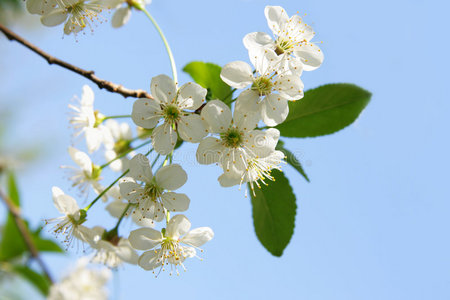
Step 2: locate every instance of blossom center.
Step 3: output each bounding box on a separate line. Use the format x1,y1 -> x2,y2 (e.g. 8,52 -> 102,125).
275,38 -> 293,55
114,139 -> 131,155
222,128 -> 243,148
163,104 -> 181,123
144,182 -> 163,201
252,76 -> 273,96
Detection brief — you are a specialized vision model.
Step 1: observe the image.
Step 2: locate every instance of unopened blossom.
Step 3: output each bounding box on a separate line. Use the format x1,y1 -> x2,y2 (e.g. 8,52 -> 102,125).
69,85 -> 106,153
103,119 -> 133,172
62,146 -> 104,198
217,128 -> 284,191
86,226 -> 139,268
196,100 -> 276,177
221,48 -> 304,126
46,187 -> 91,245
243,5 -> 323,74
40,0 -> 112,35
131,75 -> 207,155
129,214 -> 214,274
48,257 -> 111,300
119,154 -> 190,222
109,0 -> 151,28
106,186 -> 154,227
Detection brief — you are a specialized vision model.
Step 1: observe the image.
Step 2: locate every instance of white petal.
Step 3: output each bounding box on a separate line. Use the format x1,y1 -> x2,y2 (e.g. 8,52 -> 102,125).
196,137 -> 223,165
218,171 -> 241,187
120,122 -> 133,140
81,85 -> 95,107
233,109 -> 259,132
131,98 -> 162,129
150,74 -> 177,104
274,75 -> 304,100
40,8 -> 67,27
177,114 -> 207,143
111,7 -> 131,28
247,128 -> 280,158
182,227 -> 214,247
155,164 -> 187,190
264,5 -> 289,35
68,147 -> 92,174
249,47 -> 278,76
129,228 -> 163,250
220,61 -> 253,89
243,32 -> 273,50
294,43 -> 324,71
160,192 -> 190,212
85,127 -> 103,153
115,239 -> 138,264
167,214 -> 191,240
138,250 -> 162,270
261,94 -> 289,126
118,177 -> 143,203
128,153 -> 153,183
235,90 -> 262,119
52,187 -> 79,215
177,82 -> 207,110
26,0 -> 57,15
220,148 -> 248,174
200,100 -> 232,133
151,123 -> 177,155
105,199 -> 127,218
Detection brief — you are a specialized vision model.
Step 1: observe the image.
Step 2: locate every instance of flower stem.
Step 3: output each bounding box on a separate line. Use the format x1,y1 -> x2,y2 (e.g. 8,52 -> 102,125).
84,169 -> 129,211
113,203 -> 132,231
151,154 -> 161,168
102,115 -> 131,122
139,7 -> 178,84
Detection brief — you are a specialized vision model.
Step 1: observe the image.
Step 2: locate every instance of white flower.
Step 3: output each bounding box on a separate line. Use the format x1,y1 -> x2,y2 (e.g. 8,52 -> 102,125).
221,48 -> 304,126
62,147 -> 104,198
196,100 -> 276,177
40,0 -> 112,35
129,214 -> 214,274
119,154 -> 190,222
68,85 -> 106,153
46,187 -> 91,245
106,186 -> 154,227
131,75 -> 208,155
48,257 -> 111,300
243,5 -> 324,74
109,0 -> 151,28
103,119 -> 133,172
86,226 -> 139,268
26,0 -> 57,15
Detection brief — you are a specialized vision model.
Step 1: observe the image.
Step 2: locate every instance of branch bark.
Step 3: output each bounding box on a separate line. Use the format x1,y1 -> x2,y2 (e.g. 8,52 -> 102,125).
0,188 -> 54,284
0,23 -> 153,100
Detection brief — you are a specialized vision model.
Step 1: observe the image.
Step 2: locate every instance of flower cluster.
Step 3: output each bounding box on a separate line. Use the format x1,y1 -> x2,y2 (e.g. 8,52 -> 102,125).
44,4 -> 321,282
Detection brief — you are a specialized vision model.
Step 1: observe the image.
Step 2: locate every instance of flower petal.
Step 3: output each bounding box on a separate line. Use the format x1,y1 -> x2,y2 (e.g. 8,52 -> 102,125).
68,147 -> 92,174
155,164 -> 187,190
264,5 -> 289,35
40,8 -> 67,27
150,74 -> 177,104
177,82 -> 207,110
196,137 -> 223,165
182,227 -> 214,247
274,75 -> 304,100
218,171 -> 241,187
138,250 -> 163,271
200,100 -> 232,134
131,98 -> 162,129
115,239 -> 138,265
118,177 -> 143,203
111,6 -> 131,28
85,127 -> 103,153
261,94 -> 289,126
220,61 -> 253,89
151,123 -> 177,155
52,187 -> 79,215
160,192 -> 190,212
128,153 -> 153,183
177,114 -> 207,143
294,42 -> 324,71
129,227 -> 163,250
167,214 -> 191,239
235,89 -> 261,116
243,31 -> 273,50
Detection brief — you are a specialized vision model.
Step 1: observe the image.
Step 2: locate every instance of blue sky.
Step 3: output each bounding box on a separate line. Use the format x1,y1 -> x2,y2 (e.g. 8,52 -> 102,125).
1,0 -> 450,299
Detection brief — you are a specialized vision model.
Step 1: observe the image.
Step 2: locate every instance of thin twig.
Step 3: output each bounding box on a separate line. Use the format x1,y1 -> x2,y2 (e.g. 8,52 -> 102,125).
0,188 -> 54,283
0,23 -> 153,100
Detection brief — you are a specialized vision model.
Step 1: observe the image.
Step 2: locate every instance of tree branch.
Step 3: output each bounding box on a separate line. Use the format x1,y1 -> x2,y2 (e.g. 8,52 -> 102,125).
0,23 -> 153,100
0,188 -> 54,284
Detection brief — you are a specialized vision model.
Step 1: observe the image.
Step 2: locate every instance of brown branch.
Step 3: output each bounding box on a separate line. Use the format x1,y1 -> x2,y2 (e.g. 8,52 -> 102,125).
0,23 -> 153,100
0,188 -> 54,284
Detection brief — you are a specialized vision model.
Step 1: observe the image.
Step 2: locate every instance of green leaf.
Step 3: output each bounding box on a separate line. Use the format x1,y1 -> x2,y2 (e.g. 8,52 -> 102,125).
7,171 -> 20,206
11,265 -> 51,295
276,83 -> 371,137
32,235 -> 63,253
0,216 -> 27,261
182,62 -> 233,104
250,170 -> 296,256
276,140 -> 310,182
